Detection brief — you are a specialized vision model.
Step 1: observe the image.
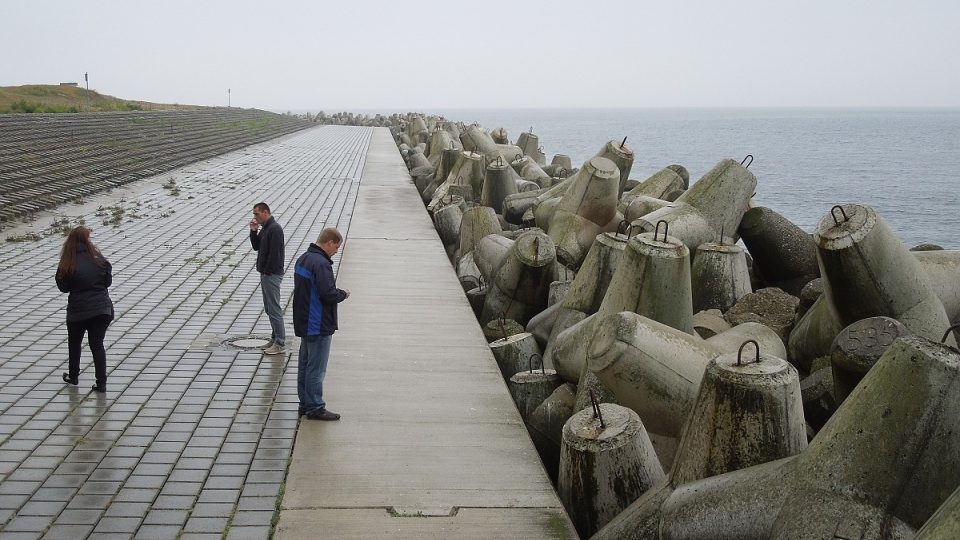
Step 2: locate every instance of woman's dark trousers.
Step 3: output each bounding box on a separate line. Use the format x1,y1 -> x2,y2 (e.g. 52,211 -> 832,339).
66,314 -> 111,387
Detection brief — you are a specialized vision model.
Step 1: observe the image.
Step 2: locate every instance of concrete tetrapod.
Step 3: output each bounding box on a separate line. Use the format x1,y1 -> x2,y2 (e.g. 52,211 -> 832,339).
502,190 -> 541,225
619,166 -> 686,210
690,241 -> 752,313
558,403 -> 665,539
586,312 -> 787,439
511,154 -> 552,186
480,157 -> 519,213
547,156 -> 622,270
623,195 -> 672,223
427,150 -> 484,211
915,485 -> 960,539
527,231 -> 627,352
508,365 -> 563,421
527,382 -> 578,481
593,342 -> 807,540
457,206 -> 501,262
789,249 -> 960,368
738,205 -> 820,295
551,228 -> 695,382
480,229 -> 556,326
830,316 -> 910,403
473,233 -> 513,284
432,201 -> 462,260
654,334 -> 960,539
815,204 -> 957,346
632,158 -> 757,252
516,130 -> 547,165
489,332 -> 542,379
594,139 -> 635,195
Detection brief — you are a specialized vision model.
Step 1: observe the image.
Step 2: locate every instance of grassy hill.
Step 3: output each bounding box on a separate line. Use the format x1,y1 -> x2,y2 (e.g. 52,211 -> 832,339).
0,85 -> 208,114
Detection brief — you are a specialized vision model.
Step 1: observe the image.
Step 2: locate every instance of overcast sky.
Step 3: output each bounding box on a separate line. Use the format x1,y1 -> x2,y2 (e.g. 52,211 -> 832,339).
3,0 -> 958,111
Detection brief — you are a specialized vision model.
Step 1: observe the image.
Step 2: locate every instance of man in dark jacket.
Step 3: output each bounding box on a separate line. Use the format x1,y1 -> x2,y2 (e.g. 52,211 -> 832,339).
249,202 -> 286,355
293,227 -> 350,420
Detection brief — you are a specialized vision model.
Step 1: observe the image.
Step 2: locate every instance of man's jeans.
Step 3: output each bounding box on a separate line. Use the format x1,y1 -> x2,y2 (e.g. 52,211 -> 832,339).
298,335 -> 333,413
260,273 -> 285,346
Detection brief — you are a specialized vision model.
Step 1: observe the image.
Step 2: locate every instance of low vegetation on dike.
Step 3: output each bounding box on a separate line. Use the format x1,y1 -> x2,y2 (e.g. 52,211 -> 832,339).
0,84 -> 206,114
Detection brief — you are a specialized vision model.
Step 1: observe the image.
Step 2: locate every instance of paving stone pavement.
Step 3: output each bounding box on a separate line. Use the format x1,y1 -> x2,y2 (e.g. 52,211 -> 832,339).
0,125 -> 372,539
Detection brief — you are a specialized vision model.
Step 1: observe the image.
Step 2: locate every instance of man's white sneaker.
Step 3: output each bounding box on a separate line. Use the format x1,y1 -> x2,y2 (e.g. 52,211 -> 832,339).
263,343 -> 286,355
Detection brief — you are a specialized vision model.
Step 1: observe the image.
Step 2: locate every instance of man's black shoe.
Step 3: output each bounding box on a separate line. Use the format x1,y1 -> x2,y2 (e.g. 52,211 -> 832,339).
92,384 -> 106,393
306,409 -> 340,421
62,372 -> 78,385
298,407 -> 306,417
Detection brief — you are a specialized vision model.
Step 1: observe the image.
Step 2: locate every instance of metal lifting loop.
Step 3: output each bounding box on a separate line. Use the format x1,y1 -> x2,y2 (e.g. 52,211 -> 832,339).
533,236 -> 540,266
528,353 -> 544,374
495,155 -> 503,167
941,323 -> 960,347
617,219 -> 631,237
654,220 -> 669,242
741,154 -> 754,169
558,167 -> 566,177
621,136 -> 628,149
830,205 -> 850,227
498,312 -> 509,342
737,340 -> 760,366
478,275 -> 485,290
719,226 -> 725,246
589,389 -> 606,429
514,153 -> 523,163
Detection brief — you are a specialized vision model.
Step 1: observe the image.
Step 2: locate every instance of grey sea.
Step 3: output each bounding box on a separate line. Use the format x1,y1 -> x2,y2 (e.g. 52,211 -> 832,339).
424,108 -> 960,249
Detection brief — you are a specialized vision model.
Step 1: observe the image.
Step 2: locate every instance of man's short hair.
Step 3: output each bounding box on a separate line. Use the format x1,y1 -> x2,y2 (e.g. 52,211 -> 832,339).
254,202 -> 270,213
317,227 -> 342,245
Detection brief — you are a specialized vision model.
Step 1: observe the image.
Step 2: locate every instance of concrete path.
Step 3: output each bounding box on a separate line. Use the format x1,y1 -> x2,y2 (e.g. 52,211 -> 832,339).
275,129 -> 575,539
0,124 -> 573,539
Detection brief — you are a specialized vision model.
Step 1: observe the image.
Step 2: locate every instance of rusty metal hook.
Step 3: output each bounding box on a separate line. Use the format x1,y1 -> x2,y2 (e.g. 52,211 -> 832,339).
589,389 -> 606,429
830,205 -> 850,227
741,154 -> 754,169
528,353 -> 544,374
737,340 -> 760,366
620,136 -> 628,149
558,167 -> 566,177
495,155 -> 503,168
654,220 -> 669,243
497,312 -> 509,342
617,219 -> 635,239
514,153 -> 523,163
533,236 -> 540,266
478,275 -> 485,290
941,323 -> 960,347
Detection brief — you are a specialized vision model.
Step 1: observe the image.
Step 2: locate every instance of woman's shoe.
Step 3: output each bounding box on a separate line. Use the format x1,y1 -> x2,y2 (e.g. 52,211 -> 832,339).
62,372 -> 78,385
91,384 -> 106,393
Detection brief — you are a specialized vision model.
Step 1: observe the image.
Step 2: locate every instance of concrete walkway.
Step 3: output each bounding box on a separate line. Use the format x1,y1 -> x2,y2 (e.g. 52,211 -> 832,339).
275,129 -> 575,538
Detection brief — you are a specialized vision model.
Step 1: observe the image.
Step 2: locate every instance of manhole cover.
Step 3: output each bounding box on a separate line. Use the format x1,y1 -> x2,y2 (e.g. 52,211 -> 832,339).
224,336 -> 270,349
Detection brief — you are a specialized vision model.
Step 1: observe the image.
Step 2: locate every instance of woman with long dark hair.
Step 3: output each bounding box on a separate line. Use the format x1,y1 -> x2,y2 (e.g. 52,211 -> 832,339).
56,226 -> 114,393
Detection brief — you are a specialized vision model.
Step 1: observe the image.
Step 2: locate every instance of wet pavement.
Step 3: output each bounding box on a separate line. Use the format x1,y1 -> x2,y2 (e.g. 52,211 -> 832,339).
0,126 -> 372,539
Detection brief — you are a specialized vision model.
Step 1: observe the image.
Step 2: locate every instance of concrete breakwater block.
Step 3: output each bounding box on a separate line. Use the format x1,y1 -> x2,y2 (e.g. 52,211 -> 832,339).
558,403 -> 664,538
738,205 -> 820,295
548,156 -> 622,270
480,157 -> 518,213
724,286 -> 799,345
482,318 -> 525,343
508,367 -> 563,421
830,316 -> 910,403
691,241 -> 752,313
915,485 -> 960,539
481,229 -> 556,326
816,204 -> 956,346
550,228 -> 694,382
489,332 -> 542,379
595,138 -> 635,195
527,382 -> 578,480
654,335 -> 960,539
457,206 -> 501,262
593,342 -> 807,540
632,158 -> 757,252
619,166 -> 686,210
586,312 -> 786,439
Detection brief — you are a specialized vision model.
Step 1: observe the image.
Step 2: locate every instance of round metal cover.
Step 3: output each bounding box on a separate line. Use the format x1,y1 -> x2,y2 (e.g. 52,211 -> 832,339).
224,336 -> 270,349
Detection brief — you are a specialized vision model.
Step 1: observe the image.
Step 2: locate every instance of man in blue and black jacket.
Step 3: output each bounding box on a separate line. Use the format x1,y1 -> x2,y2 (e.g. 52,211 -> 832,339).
293,227 -> 351,421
